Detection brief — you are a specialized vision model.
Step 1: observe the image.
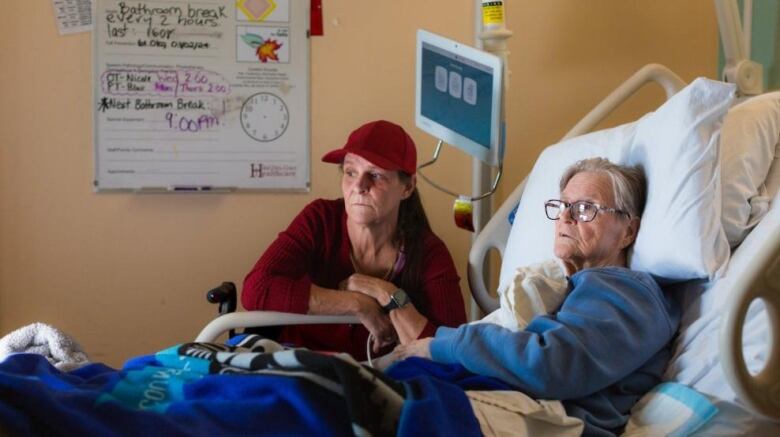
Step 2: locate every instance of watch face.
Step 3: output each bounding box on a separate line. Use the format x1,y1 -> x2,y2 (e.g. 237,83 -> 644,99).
383,289 -> 409,313
393,289 -> 409,306
240,92 -> 290,142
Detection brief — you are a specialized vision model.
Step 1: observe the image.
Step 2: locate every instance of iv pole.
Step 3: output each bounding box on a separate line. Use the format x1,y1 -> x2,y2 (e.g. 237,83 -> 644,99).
473,0 -> 512,212
470,0 -> 512,319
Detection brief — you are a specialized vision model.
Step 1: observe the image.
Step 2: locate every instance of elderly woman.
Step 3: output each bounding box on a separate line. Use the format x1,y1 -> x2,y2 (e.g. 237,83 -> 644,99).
387,158 -> 680,436
242,120 -> 467,361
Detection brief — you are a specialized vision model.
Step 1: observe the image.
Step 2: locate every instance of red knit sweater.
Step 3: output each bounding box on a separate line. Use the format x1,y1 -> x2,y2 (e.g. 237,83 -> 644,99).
242,198 -> 467,360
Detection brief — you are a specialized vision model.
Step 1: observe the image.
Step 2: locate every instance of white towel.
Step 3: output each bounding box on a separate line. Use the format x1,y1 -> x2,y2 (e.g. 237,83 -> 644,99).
479,259 -> 569,331
0,323 -> 90,372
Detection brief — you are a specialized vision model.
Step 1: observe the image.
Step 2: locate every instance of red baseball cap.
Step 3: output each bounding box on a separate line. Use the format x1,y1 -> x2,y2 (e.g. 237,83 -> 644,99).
322,120 -> 417,175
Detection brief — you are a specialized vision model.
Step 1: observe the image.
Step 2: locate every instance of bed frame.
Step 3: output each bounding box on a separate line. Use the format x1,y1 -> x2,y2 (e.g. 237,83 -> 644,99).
195,63 -> 780,422
720,222 -> 780,420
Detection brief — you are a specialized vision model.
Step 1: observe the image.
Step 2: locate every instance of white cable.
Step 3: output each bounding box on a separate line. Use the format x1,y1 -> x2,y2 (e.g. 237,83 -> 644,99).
366,334 -> 375,368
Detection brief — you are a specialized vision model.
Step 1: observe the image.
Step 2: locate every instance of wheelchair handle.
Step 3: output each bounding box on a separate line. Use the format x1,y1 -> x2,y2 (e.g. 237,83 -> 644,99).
206,282 -> 237,315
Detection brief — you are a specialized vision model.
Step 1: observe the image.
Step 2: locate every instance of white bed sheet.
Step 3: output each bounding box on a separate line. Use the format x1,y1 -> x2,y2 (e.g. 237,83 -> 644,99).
664,191 -> 780,434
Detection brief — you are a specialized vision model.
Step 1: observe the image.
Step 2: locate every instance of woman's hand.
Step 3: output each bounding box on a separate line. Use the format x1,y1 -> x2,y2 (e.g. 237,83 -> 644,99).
309,284 -> 395,352
374,337 -> 433,371
339,273 -> 395,305
342,273 -> 429,345
353,292 -> 397,353
389,307 -> 428,345
393,337 -> 433,360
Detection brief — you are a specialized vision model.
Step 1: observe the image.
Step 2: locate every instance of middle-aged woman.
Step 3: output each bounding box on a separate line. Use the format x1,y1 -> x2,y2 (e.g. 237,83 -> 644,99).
242,120 -> 467,361
387,158 -> 681,436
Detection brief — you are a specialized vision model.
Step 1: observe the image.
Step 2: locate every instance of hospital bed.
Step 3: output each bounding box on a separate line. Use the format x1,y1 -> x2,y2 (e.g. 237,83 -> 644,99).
196,63 -> 780,435
0,64 -> 777,436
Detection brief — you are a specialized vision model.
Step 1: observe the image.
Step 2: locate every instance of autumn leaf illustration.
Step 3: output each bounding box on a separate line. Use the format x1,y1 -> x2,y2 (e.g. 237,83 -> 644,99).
241,33 -> 283,63
256,39 -> 282,62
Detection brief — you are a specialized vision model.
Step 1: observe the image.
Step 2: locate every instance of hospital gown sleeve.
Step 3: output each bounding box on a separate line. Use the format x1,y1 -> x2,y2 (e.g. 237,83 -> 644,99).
429,268 -> 678,400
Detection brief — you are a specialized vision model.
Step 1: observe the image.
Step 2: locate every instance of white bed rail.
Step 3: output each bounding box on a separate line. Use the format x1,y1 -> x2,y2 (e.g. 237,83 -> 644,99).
468,63 -> 686,314
721,223 -> 780,421
196,312 -> 359,343
561,64 -> 686,140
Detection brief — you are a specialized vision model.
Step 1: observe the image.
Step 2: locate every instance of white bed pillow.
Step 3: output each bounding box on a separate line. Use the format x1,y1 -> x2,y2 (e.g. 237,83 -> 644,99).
765,117 -> 780,198
499,78 -> 735,287
719,92 -> 780,247
628,78 -> 734,280
498,122 -> 637,289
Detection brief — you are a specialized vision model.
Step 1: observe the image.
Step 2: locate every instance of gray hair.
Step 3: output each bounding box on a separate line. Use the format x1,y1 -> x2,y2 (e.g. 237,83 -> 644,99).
559,158 -> 646,219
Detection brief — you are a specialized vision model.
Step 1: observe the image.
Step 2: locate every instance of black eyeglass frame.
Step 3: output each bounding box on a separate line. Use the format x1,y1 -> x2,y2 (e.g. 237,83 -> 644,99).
544,199 -> 630,223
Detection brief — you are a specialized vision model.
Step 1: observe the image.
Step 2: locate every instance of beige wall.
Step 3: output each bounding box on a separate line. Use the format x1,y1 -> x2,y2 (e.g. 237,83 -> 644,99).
0,1 -> 717,367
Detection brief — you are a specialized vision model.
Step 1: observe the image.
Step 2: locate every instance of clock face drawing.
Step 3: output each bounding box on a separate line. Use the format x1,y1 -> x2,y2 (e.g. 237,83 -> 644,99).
240,92 -> 290,142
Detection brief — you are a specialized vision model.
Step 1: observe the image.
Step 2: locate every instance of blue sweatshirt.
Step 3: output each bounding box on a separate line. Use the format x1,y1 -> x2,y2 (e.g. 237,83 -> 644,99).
430,267 -> 680,436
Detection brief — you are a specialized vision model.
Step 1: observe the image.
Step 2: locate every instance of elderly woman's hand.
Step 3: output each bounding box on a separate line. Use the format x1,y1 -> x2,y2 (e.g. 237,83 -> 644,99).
393,337 -> 433,359
373,337 -> 433,371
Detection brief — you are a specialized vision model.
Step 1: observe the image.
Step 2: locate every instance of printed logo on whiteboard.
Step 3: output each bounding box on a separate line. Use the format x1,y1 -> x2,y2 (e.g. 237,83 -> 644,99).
236,0 -> 290,23
237,26 -> 289,63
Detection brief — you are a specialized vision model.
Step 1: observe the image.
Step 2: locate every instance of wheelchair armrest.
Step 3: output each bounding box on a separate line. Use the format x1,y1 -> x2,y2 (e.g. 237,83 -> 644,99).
195,311 -> 360,342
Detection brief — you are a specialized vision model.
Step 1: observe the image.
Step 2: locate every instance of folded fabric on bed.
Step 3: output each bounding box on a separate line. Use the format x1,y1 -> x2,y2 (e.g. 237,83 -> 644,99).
0,335 -> 481,437
388,359 -> 585,436
0,322 -> 90,372
622,382 -> 718,437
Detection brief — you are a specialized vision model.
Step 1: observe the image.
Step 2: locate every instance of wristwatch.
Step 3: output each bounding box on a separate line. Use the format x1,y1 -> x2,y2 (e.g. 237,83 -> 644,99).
382,289 -> 410,313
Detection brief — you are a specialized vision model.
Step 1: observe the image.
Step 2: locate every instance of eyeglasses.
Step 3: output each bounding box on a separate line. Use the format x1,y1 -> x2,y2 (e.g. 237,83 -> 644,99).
544,199 -> 629,223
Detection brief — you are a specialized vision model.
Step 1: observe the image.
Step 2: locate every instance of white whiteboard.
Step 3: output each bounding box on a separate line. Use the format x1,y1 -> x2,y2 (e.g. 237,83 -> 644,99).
93,0 -> 310,191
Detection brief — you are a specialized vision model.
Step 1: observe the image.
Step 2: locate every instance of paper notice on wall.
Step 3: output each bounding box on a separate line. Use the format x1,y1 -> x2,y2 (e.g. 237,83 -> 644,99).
92,0 -> 310,191
52,0 -> 92,35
